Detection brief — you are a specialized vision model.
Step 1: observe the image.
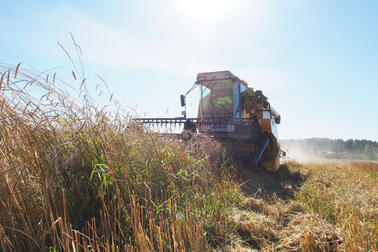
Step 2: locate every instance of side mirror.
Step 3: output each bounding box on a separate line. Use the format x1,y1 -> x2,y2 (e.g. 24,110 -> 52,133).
180,95 -> 186,107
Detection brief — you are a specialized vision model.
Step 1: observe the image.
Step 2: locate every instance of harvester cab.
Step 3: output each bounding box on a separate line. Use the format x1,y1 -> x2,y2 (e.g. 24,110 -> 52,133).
134,71 -> 282,171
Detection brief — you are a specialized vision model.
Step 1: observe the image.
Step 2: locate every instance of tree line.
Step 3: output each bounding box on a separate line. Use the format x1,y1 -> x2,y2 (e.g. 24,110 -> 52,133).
282,138 -> 378,161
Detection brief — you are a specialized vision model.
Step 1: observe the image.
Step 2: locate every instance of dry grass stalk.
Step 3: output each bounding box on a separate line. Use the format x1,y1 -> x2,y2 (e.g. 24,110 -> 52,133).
0,63 -> 240,251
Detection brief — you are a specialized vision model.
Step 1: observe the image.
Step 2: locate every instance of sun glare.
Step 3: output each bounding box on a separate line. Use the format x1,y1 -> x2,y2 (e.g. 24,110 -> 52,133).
173,0 -> 236,24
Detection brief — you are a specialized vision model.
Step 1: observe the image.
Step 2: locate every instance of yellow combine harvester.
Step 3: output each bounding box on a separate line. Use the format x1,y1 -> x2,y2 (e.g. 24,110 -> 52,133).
135,71 -> 282,171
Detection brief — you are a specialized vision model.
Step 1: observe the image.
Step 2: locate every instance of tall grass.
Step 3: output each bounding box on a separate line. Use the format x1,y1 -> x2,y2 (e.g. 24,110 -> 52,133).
0,63 -> 241,251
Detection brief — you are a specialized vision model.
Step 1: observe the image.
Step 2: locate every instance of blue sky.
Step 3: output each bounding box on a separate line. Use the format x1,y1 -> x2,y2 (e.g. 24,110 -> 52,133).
1,0 -> 377,140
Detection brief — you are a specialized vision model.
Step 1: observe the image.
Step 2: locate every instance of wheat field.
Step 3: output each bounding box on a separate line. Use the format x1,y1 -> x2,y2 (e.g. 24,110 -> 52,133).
0,64 -> 376,251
